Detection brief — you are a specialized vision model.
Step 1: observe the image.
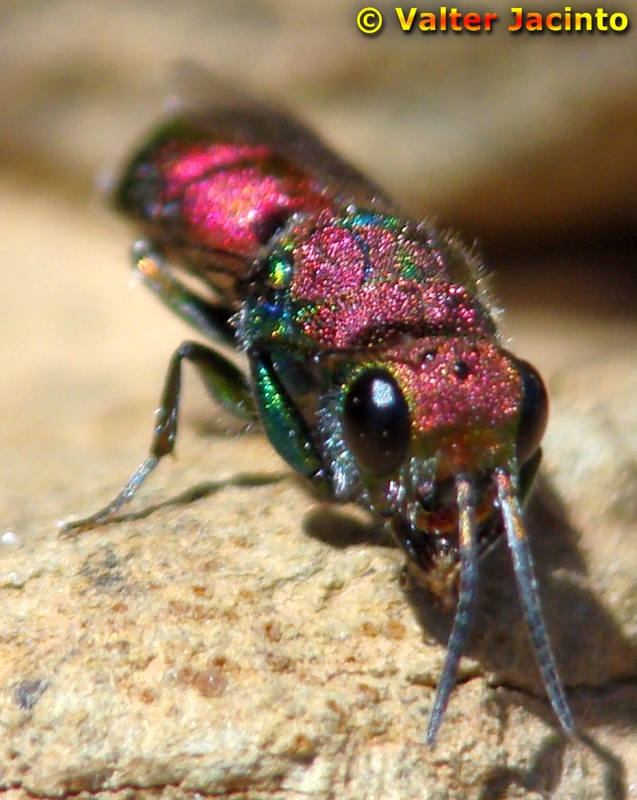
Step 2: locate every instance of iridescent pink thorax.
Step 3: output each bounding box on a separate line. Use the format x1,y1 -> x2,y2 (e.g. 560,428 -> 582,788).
287,216 -> 494,349
295,279 -> 490,349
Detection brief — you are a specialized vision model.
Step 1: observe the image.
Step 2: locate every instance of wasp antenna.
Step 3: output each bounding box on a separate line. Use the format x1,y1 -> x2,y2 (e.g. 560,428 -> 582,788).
426,475 -> 479,746
494,467 -> 576,737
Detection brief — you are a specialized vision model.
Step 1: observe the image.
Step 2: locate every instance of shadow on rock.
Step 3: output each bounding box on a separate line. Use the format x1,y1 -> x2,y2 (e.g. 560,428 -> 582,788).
395,473 -> 637,727
477,731 -> 625,800
302,472 -> 635,798
66,471 -> 288,529
303,503 -> 392,550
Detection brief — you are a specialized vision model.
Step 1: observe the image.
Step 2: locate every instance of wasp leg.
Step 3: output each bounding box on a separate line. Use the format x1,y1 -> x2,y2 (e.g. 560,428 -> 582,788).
249,348 -> 330,495
132,240 -> 237,347
60,341 -> 255,536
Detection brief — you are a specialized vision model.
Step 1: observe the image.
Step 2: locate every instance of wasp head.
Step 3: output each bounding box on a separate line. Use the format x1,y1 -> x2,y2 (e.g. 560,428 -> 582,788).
323,336 -> 566,745
333,337 -> 548,604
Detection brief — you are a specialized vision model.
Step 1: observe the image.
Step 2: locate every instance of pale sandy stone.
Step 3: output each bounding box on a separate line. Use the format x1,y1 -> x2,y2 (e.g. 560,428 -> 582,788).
0,184 -> 636,797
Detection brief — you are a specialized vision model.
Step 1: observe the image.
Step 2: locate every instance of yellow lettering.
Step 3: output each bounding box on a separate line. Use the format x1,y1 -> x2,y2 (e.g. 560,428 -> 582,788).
596,7 -> 608,29
395,7 -> 417,30
610,11 -> 628,29
574,11 -> 592,29
449,8 -> 462,29
508,8 -> 523,30
546,12 -> 561,29
464,11 -> 482,30
484,11 -> 498,29
526,12 -> 543,30
419,11 -> 436,30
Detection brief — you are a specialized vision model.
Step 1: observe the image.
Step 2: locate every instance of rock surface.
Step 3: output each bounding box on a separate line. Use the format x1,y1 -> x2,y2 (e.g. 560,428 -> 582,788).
1,3 -> 637,798
1,179 -> 637,800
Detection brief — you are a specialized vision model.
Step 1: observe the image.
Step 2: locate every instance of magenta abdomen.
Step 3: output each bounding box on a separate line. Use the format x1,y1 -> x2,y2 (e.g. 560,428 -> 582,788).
114,117 -> 332,263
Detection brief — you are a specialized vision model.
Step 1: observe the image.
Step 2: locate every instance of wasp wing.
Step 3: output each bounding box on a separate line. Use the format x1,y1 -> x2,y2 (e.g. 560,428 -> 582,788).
168,62 -> 401,217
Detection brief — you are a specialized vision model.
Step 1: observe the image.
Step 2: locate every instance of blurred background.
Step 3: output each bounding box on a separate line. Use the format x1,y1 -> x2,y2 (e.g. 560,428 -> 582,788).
0,0 -> 636,492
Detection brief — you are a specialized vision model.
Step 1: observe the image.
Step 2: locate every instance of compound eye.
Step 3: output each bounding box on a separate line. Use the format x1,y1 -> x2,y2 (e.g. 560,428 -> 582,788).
342,368 -> 411,478
512,357 -> 549,465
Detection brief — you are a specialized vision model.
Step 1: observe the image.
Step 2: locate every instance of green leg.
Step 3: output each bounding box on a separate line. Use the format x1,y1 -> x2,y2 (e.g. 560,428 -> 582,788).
132,240 -> 237,347
249,348 -> 331,494
60,341 -> 254,535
